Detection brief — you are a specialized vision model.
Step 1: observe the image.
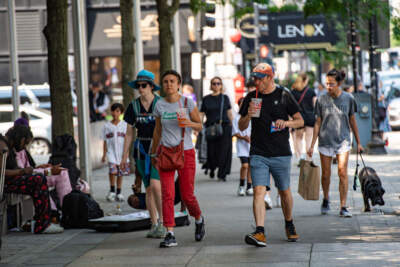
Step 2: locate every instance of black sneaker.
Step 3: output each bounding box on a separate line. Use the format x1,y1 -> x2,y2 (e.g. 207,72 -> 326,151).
195,216 -> 205,241
159,233 -> 177,248
321,199 -> 330,215
210,170 -> 215,179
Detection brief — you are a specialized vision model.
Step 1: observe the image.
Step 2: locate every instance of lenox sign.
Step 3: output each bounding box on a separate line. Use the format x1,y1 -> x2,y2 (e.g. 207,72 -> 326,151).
278,23 -> 325,38
268,12 -> 337,46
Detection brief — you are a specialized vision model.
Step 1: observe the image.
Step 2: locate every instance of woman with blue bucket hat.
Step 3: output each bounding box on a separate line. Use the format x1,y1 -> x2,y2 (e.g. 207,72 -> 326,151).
121,69 -> 165,238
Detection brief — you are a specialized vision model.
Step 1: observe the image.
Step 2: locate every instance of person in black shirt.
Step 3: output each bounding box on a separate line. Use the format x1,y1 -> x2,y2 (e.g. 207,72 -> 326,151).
200,77 -> 233,181
89,82 -> 110,122
239,63 -> 304,247
290,73 -> 316,163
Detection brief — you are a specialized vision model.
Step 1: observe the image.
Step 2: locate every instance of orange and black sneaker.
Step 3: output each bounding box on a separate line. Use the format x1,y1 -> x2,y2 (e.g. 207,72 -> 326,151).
285,223 -> 299,242
245,231 -> 266,247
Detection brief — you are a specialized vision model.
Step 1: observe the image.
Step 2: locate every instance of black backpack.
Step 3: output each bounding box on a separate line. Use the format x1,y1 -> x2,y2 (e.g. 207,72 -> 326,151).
49,134 -> 80,187
61,190 -> 104,228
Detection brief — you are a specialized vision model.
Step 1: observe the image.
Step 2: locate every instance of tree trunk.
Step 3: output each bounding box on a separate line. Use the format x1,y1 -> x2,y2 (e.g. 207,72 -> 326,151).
43,0 -> 73,140
156,0 -> 180,89
120,0 -> 136,108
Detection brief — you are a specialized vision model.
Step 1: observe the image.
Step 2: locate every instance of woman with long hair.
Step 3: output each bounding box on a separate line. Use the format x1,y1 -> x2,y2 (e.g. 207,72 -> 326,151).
291,73 -> 316,163
151,70 -> 205,248
200,77 -> 233,181
308,69 -> 363,218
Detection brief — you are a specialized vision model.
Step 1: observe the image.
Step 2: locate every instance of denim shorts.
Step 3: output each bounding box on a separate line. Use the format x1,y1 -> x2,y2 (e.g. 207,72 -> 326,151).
319,140 -> 351,157
250,155 -> 292,191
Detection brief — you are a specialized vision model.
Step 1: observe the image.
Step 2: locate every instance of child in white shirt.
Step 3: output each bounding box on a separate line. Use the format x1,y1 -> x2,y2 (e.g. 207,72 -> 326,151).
102,103 -> 129,202
232,97 -> 253,196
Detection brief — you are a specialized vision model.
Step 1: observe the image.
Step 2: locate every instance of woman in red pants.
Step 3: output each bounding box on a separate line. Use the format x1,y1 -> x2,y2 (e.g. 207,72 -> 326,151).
151,70 -> 205,248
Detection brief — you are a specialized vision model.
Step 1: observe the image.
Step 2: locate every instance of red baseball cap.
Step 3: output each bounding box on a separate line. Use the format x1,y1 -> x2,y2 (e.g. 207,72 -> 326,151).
251,63 -> 274,79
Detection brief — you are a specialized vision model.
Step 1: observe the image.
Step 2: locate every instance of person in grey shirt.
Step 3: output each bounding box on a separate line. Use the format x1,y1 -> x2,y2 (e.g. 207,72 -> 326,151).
151,70 -> 205,248
308,69 -> 363,218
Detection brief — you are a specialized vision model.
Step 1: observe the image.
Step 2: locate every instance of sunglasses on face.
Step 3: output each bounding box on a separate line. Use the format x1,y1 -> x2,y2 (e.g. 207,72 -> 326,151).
135,83 -> 148,89
212,82 -> 221,86
326,83 -> 337,87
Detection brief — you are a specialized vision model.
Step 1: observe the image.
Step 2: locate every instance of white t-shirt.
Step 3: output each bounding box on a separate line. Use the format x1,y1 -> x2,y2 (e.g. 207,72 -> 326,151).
232,114 -> 251,157
102,120 -> 128,164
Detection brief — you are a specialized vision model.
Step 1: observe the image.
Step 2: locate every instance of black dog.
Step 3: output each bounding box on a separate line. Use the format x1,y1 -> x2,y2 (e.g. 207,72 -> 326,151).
359,167 -> 385,212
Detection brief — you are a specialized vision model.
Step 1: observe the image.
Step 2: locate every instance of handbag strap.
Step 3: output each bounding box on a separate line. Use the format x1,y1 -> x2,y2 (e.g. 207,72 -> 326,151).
297,87 -> 309,106
219,94 -> 225,124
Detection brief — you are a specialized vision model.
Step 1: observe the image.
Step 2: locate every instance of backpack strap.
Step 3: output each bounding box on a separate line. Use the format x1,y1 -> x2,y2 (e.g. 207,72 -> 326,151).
279,85 -> 301,111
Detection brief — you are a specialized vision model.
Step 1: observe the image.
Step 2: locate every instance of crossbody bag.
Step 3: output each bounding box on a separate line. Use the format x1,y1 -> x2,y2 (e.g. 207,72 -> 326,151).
205,94 -> 224,140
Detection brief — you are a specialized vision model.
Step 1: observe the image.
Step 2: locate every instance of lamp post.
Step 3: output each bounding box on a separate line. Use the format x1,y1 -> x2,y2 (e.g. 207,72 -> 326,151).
367,16 -> 386,154
7,0 -> 20,121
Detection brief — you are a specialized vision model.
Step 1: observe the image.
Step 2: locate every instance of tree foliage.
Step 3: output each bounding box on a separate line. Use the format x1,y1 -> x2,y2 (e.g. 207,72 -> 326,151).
393,16 -> 400,42
303,0 -> 391,68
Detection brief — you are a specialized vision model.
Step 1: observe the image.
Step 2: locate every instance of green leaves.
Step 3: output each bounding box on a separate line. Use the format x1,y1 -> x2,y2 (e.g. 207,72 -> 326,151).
393,17 -> 400,41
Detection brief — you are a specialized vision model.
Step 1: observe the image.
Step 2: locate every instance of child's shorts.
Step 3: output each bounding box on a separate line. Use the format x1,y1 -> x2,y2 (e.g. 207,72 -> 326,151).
109,163 -> 130,176
239,157 -> 250,164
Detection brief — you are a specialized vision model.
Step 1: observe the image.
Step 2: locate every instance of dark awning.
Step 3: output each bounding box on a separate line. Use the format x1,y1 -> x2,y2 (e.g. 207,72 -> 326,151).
87,8 -> 196,57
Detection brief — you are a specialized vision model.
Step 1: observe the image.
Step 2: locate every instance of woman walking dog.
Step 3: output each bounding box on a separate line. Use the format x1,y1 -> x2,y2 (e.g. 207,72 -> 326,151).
308,69 -> 363,217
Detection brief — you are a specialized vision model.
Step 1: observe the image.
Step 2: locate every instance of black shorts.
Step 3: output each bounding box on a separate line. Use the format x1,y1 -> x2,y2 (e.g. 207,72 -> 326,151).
239,157 -> 249,164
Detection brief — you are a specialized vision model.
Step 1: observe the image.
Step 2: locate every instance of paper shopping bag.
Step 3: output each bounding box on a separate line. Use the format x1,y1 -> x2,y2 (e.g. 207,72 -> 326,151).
298,160 -> 320,200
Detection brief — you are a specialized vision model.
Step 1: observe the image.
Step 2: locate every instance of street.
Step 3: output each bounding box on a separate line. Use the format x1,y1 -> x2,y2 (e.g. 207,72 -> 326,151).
0,131 -> 399,266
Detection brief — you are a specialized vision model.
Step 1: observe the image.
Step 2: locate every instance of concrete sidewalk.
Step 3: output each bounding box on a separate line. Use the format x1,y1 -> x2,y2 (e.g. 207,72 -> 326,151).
1,132 -> 400,266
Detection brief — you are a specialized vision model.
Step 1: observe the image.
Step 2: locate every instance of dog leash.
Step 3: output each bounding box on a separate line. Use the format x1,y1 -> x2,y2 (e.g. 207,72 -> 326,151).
353,152 -> 359,191
353,151 -> 367,191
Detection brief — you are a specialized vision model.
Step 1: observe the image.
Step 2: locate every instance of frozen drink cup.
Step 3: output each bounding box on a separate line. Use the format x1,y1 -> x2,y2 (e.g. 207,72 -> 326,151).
177,108 -> 188,127
251,98 -> 262,117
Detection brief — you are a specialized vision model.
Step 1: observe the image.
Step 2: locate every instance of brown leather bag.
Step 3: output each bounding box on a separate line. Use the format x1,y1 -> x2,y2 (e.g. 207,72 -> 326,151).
157,97 -> 187,172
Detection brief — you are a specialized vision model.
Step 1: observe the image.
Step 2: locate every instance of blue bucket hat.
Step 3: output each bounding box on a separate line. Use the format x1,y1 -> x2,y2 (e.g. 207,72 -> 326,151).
128,69 -> 160,91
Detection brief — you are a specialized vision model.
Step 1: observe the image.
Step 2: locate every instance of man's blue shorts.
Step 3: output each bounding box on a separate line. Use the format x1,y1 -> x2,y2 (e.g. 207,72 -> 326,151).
250,155 -> 292,191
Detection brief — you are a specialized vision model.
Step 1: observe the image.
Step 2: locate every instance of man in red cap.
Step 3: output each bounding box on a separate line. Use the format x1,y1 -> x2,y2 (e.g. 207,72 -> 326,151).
238,63 -> 304,247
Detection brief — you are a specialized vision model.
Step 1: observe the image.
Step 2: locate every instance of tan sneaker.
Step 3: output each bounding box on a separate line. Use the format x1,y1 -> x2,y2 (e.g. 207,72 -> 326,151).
245,231 -> 266,247
146,224 -> 157,238
285,223 -> 299,242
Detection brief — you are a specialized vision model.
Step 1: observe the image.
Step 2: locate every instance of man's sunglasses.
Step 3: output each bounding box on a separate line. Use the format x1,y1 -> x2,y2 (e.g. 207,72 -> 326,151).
212,82 -> 221,86
135,83 -> 148,89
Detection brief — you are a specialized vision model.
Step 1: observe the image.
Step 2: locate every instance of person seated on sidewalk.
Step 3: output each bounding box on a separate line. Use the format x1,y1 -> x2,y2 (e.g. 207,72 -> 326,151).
10,125 -> 72,213
0,128 -> 63,234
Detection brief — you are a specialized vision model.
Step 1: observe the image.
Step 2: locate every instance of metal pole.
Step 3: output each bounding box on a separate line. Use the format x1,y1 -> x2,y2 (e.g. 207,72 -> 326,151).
133,0 -> 144,73
367,15 -> 386,154
172,11 -> 182,74
7,0 -> 20,121
253,3 -> 260,64
72,0 -> 92,187
350,11 -> 358,93
200,16 -> 205,103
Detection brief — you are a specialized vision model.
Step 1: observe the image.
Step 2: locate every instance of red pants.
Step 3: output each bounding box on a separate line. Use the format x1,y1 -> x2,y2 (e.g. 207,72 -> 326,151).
160,149 -> 201,227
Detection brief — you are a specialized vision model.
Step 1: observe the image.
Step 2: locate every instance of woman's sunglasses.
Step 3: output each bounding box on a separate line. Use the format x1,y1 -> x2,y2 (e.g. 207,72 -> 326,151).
212,82 -> 221,86
135,83 -> 148,89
